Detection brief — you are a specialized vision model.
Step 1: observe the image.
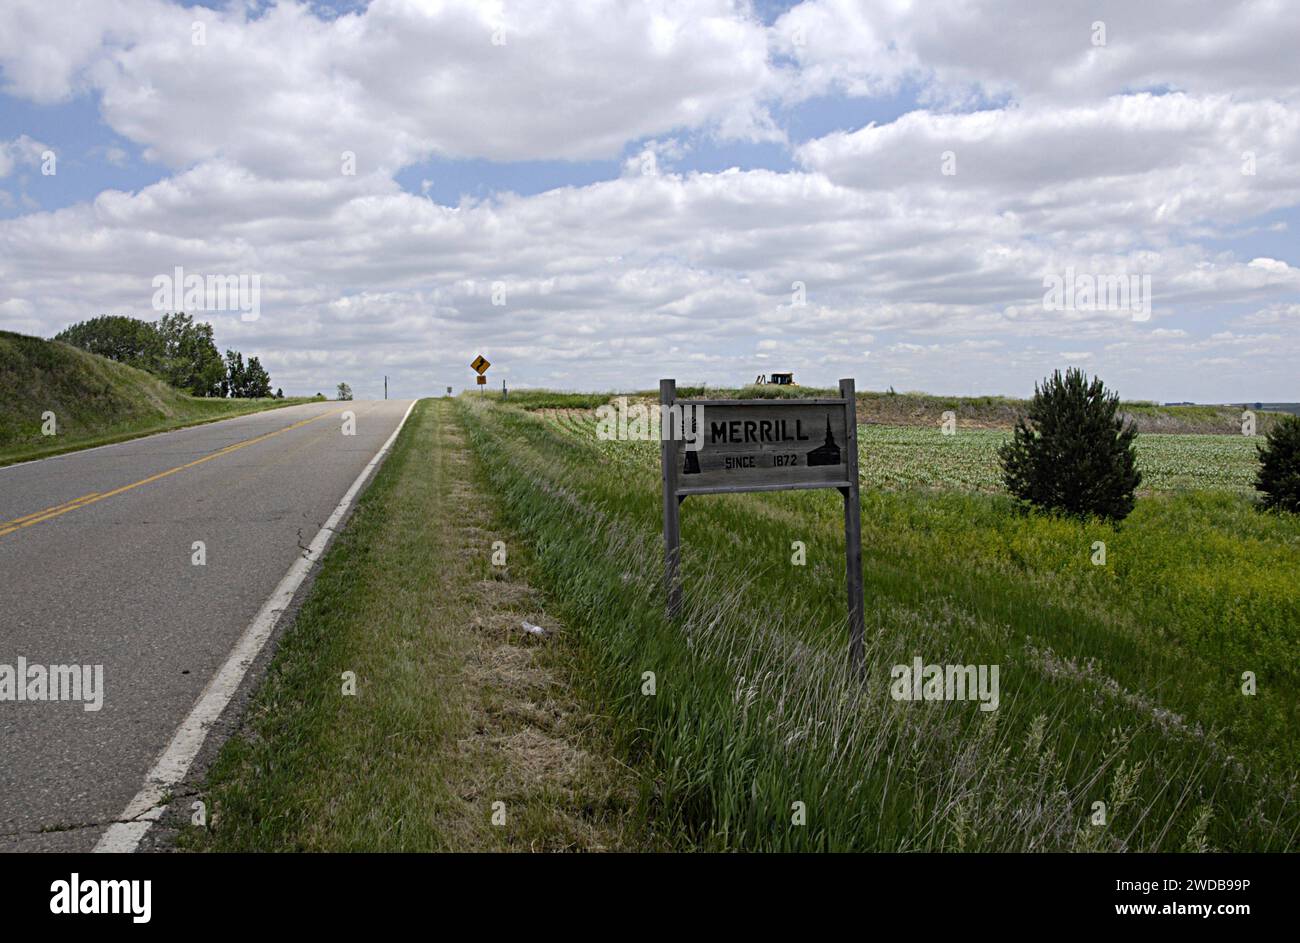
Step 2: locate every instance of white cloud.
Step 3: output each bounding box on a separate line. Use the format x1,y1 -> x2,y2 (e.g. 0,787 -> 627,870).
773,0 -> 1300,105
0,0 -> 776,177
1239,303 -> 1300,325
796,94 -> 1300,242
0,134 -> 49,177
0,0 -> 1297,401
7,156 -> 1292,396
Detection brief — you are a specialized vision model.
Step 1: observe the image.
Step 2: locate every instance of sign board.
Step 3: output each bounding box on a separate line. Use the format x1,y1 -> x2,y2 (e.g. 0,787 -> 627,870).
660,378 -> 865,671
471,354 -> 490,374
674,400 -> 852,495
446,386 -> 453,396
476,375 -> 487,386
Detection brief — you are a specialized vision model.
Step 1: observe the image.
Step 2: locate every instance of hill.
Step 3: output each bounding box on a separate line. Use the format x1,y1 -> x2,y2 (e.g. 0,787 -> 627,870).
0,330 -> 310,466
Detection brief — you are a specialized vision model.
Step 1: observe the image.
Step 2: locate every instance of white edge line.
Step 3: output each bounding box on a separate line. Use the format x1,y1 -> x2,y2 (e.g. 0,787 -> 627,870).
93,398 -> 419,853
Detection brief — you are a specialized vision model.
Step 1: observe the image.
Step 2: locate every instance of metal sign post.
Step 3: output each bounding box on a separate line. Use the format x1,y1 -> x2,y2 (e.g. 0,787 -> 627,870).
660,377 -> 865,672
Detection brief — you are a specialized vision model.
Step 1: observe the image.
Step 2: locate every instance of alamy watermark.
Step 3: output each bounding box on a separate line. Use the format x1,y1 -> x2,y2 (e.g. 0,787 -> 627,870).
889,657 -> 999,712
152,265 -> 261,322
0,657 -> 104,711
1043,267 -> 1151,321
50,874 -> 150,923
595,397 -> 704,450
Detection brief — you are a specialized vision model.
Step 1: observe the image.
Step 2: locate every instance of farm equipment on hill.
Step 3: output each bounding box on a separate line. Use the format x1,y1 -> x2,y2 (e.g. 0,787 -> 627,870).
754,372 -> 796,386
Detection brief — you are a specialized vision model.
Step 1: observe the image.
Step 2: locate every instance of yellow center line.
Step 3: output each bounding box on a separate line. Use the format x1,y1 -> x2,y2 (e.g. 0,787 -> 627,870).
2,492 -> 101,527
0,408 -> 346,540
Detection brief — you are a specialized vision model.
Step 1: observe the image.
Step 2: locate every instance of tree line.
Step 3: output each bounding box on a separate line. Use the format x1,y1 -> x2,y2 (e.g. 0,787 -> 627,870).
53,314 -> 281,399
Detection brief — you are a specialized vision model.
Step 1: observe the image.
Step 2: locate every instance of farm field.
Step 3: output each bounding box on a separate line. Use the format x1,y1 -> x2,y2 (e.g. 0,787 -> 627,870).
535,407 -> 1266,493
456,397 -> 1300,851
859,425 -> 1264,493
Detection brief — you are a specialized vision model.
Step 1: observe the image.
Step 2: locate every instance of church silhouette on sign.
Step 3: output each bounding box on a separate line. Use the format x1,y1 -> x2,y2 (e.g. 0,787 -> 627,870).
683,413 -> 701,474
805,415 -> 841,466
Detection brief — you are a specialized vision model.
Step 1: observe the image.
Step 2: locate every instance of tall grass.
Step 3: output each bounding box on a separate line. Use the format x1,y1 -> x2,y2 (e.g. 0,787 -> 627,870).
457,398 -> 1299,851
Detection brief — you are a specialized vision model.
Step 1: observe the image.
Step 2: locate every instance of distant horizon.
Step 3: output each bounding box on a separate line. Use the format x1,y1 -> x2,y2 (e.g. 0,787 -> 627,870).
32,319 -> 1300,407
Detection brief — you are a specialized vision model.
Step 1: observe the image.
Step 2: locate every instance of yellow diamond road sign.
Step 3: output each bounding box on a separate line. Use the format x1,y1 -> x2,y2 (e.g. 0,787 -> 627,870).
471,354 -> 490,374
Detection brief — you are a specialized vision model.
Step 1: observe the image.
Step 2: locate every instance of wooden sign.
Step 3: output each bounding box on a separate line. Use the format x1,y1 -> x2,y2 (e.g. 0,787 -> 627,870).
471,354 -> 490,374
673,400 -> 852,495
660,378 -> 865,671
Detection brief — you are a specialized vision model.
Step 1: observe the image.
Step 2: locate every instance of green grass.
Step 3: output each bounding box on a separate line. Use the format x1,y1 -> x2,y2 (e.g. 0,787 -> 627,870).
169,389 -> 1298,852
181,399 -> 640,851
180,399 -> 468,849
0,330 -> 314,465
455,398 -> 1299,851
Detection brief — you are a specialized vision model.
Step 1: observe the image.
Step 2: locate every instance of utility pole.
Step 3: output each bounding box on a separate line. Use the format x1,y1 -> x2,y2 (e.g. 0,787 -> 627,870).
503,378 -> 508,400
384,375 -> 388,400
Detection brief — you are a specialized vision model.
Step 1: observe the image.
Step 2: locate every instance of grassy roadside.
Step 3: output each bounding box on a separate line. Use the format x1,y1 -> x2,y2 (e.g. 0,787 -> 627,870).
171,394 -> 1297,852
538,408 -> 1300,690
179,398 -> 643,851
454,398 -> 1298,851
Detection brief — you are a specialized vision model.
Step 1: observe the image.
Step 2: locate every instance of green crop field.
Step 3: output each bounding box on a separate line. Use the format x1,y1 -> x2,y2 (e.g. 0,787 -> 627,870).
534,407 -> 1267,493
454,399 -> 1300,852
859,425 -> 1263,493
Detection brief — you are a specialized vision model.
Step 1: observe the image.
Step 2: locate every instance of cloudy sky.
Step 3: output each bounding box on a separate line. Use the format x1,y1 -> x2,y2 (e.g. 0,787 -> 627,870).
1,0 -> 1298,401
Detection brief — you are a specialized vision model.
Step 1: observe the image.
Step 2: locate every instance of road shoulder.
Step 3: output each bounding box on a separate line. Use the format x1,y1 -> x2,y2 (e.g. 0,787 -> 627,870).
170,398 -> 640,851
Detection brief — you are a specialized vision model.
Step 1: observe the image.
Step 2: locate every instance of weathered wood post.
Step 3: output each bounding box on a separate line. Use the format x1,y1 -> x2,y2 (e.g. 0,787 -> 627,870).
838,377 -> 865,674
660,378 -> 683,619
658,376 -> 862,664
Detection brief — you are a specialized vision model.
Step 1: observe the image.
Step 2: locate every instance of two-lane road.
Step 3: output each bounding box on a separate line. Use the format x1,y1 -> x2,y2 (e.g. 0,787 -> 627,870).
0,399 -> 414,851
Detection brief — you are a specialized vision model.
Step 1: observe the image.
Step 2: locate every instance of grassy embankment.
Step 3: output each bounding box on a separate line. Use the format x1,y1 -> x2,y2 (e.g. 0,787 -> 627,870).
179,398 -> 642,851
0,330 -> 313,466
449,398 -> 1298,851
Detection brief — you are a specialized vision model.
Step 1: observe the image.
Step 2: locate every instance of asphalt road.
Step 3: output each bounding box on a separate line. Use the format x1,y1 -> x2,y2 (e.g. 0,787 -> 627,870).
0,399 -> 414,851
